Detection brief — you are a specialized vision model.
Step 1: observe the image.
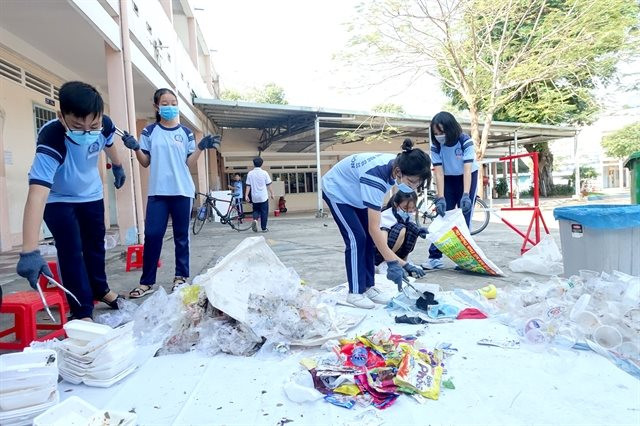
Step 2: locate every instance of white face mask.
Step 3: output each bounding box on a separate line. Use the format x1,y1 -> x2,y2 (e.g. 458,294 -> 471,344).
434,134 -> 446,144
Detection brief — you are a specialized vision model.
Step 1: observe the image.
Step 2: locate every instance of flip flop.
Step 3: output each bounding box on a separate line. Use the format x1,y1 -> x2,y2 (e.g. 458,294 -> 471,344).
129,285 -> 155,299
100,294 -> 124,309
427,303 -> 460,319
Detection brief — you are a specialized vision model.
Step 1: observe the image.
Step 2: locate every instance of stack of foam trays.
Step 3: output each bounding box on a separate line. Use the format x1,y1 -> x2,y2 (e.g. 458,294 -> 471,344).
0,350 -> 60,426
58,320 -> 136,387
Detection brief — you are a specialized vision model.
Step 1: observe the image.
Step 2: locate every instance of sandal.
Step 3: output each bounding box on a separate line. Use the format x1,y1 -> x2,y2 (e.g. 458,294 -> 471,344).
99,293 -> 124,309
129,285 -> 155,299
172,277 -> 187,292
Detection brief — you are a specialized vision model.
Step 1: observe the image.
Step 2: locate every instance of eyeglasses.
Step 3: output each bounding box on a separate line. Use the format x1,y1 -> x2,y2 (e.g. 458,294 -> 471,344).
62,117 -> 102,135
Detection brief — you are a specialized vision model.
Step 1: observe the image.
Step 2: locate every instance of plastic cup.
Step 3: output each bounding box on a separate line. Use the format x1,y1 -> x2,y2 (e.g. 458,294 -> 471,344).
593,325 -> 623,349
573,311 -> 600,335
476,284 -> 497,299
617,341 -> 640,360
569,294 -> 591,320
525,328 -> 547,344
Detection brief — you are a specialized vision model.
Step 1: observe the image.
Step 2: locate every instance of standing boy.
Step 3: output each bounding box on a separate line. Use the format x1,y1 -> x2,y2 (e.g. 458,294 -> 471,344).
228,173 -> 243,216
16,81 -> 125,320
245,157 -> 274,232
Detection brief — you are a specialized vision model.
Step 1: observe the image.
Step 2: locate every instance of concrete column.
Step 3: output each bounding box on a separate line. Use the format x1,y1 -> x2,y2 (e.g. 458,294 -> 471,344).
208,149 -> 219,190
204,53 -> 214,96
136,119 -> 150,213
160,0 -> 173,23
105,43 -> 143,244
618,159 -> 625,188
187,17 -> 198,68
0,104 -> 12,251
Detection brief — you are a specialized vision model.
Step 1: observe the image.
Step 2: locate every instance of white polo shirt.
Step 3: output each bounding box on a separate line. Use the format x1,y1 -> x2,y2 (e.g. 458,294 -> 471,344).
246,167 -> 272,203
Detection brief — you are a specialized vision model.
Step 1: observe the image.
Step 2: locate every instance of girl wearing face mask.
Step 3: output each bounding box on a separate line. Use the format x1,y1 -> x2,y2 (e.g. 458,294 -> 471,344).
374,191 -> 428,267
423,111 -> 479,270
121,88 -> 220,298
322,139 -> 431,309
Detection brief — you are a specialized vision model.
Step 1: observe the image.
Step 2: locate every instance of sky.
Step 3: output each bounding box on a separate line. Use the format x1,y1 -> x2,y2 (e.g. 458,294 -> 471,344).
192,0 -> 447,116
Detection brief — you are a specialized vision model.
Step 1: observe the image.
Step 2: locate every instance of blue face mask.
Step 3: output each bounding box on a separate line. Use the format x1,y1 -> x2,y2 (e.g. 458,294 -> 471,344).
395,176 -> 415,194
159,105 -> 179,120
395,207 -> 411,222
66,130 -> 101,146
434,134 -> 446,144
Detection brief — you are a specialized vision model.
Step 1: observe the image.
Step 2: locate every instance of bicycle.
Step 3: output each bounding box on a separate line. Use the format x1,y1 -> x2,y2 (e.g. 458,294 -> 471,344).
192,192 -> 252,234
416,189 -> 490,235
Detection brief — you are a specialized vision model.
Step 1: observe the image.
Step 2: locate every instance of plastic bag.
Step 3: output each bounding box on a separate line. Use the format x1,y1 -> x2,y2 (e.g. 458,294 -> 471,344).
509,235 -> 563,276
95,298 -> 138,328
427,209 -> 503,275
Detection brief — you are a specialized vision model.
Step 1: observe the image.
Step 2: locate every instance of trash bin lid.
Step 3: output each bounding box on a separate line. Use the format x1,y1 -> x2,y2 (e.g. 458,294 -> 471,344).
624,151 -> 640,169
553,204 -> 640,229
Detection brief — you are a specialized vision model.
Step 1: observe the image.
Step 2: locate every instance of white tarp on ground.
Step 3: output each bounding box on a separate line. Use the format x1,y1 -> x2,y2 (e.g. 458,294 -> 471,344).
57,302 -> 639,426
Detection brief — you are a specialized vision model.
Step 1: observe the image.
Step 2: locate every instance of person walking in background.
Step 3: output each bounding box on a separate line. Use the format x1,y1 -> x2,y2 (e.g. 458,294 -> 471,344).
17,81 -> 125,320
423,111 -> 478,270
245,157 -> 274,233
121,88 -> 220,298
228,173 -> 244,216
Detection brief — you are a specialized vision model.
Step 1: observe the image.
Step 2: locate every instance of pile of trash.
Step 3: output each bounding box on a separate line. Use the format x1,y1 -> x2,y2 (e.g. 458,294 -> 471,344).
285,329 -> 450,410
97,237 -> 363,356
57,321 -> 137,387
0,350 -> 59,426
493,270 -> 639,376
32,396 -> 136,426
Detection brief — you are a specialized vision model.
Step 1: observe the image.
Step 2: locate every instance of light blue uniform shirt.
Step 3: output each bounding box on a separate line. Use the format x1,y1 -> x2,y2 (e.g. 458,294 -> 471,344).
231,181 -> 242,197
430,133 -> 479,176
28,117 -> 115,203
140,123 -> 196,198
323,153 -> 396,210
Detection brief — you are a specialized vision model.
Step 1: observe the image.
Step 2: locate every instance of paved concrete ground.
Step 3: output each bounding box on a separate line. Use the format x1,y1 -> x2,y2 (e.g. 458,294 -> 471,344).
0,190 -> 630,322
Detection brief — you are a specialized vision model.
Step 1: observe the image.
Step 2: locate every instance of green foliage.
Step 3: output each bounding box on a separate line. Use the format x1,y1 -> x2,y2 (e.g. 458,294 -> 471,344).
521,184 -> 575,197
371,103 -> 405,114
495,178 -> 509,198
602,122 -> 640,159
219,83 -> 288,105
567,166 -> 599,187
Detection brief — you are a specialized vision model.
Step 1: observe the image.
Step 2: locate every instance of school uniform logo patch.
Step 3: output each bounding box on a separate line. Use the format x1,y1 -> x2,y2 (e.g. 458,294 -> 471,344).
455,148 -> 463,159
174,134 -> 184,142
88,142 -> 100,154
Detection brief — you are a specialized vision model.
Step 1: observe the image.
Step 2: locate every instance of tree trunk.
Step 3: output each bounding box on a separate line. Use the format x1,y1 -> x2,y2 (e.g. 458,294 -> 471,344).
478,114 -> 493,160
468,103 -> 481,157
525,143 -> 554,197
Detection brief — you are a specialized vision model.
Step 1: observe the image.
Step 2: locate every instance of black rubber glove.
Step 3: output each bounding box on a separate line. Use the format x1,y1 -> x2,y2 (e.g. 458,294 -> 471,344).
387,260 -> 407,292
435,197 -> 447,217
16,250 -> 52,290
418,227 -> 428,239
122,131 -> 140,151
404,262 -> 426,278
198,135 -> 221,150
460,193 -> 472,215
112,164 -> 126,189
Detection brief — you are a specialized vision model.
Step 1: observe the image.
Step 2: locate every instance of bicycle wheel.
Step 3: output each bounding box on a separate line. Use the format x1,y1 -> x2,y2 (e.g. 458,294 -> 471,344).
469,197 -> 490,235
228,205 -> 252,232
421,200 -> 438,225
192,204 -> 210,235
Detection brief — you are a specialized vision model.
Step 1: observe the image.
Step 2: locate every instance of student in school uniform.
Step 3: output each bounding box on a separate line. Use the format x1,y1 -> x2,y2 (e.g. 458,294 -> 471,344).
17,81 -> 126,320
121,88 -> 220,298
245,157 -> 274,233
322,139 -> 431,309
422,111 -> 479,270
374,190 -> 428,267
228,173 -> 244,216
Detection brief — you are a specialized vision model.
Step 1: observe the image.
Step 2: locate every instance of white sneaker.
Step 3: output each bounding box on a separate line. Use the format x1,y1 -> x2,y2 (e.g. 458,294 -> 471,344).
364,287 -> 391,305
421,258 -> 444,270
346,293 -> 375,309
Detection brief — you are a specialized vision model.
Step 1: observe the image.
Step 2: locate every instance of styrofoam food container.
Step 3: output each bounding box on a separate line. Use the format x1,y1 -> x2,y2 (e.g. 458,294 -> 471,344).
0,372 -> 57,394
60,322 -> 134,356
33,396 -> 137,426
0,385 -> 57,412
63,321 -> 112,342
0,390 -> 58,423
0,350 -> 57,373
82,365 -> 136,388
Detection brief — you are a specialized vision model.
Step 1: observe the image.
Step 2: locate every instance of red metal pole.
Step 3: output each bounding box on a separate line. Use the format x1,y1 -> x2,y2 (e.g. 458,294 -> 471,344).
509,159 -> 514,209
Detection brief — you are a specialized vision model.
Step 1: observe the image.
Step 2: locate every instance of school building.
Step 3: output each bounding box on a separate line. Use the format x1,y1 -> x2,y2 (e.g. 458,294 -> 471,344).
0,1 -> 578,254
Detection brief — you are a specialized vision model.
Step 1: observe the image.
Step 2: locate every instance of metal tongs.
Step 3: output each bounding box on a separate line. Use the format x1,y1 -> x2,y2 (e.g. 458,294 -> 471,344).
114,126 -> 126,137
36,274 -> 81,321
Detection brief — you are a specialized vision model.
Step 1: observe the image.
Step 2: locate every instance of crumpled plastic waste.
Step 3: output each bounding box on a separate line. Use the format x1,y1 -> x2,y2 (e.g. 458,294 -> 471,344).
95,298 -> 138,328
291,329 -> 445,411
508,235 -> 563,276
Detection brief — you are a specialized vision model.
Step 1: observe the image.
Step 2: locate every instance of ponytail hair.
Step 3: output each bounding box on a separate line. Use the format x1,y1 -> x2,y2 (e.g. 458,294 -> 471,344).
153,88 -> 177,122
395,138 -> 432,187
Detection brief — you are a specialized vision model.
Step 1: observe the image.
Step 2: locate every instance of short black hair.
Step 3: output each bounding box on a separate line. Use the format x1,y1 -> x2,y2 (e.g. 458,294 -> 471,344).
253,156 -> 263,167
385,189 -> 418,210
431,111 -> 462,147
59,81 -> 104,119
395,138 -> 432,187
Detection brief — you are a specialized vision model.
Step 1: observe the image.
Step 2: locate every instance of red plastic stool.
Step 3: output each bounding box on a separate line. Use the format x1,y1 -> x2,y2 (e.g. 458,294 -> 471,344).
0,291 -> 68,350
125,244 -> 161,272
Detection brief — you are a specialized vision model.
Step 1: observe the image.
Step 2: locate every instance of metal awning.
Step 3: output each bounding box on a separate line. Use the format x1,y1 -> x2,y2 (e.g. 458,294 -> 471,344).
194,98 -> 577,156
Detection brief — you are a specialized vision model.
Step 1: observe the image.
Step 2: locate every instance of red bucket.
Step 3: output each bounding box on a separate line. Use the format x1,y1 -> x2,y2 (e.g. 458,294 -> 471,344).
274,210 -> 280,217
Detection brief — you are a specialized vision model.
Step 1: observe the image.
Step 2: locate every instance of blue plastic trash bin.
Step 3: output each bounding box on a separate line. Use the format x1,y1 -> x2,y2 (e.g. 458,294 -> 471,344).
553,205 -> 640,277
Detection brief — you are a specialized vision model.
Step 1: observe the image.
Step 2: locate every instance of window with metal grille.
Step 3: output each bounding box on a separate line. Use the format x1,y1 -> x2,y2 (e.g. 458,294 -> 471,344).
33,105 -> 57,136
